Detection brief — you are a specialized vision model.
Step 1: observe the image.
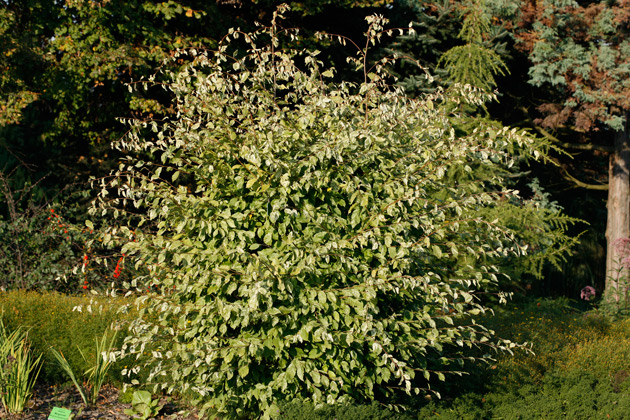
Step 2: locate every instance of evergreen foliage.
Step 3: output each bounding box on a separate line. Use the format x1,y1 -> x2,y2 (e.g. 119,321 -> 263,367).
438,0 -> 508,91
388,0 -> 582,284
385,0 -> 459,95
92,9 -> 575,419
515,0 -> 630,131
387,0 -> 513,95
513,0 -> 630,300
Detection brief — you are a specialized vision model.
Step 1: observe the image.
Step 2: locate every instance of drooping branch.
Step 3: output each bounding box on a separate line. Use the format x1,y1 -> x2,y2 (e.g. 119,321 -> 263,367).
560,167 -> 608,191
534,124 -> 614,153
546,156 -> 608,191
516,106 -> 614,153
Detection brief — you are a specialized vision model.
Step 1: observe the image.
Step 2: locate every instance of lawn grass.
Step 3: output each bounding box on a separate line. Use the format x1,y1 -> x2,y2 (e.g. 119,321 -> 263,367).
0,290 -> 134,384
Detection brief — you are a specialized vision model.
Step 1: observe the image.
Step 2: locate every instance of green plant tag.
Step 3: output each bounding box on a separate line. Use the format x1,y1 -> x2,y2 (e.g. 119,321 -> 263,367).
48,407 -> 72,420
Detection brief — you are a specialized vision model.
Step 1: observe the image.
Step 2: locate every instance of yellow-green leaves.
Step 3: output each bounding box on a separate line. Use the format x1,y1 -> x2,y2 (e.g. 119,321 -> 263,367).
104,11 -> 562,420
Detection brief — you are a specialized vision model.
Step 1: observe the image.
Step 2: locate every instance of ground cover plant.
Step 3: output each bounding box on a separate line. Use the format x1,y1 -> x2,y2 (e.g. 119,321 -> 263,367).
86,9 -> 578,419
413,298 -> 630,420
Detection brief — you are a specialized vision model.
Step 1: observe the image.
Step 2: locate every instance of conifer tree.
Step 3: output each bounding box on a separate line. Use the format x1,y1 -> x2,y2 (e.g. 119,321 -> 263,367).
513,0 -> 630,302
438,0 -> 508,91
387,0 -> 513,94
387,0 -> 579,285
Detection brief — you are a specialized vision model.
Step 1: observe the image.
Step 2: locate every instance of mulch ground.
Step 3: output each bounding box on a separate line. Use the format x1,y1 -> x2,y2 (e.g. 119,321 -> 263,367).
0,384 -> 204,420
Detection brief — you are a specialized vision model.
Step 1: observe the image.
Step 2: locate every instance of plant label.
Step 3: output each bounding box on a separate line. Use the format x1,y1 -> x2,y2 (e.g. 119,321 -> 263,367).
48,407 -> 72,420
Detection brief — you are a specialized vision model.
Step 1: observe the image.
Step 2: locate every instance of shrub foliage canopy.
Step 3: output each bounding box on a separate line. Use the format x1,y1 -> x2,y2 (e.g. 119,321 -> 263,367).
94,10 -> 573,419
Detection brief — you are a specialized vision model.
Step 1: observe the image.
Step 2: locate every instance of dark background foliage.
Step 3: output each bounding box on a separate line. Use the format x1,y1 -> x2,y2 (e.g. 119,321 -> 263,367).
0,0 -> 616,299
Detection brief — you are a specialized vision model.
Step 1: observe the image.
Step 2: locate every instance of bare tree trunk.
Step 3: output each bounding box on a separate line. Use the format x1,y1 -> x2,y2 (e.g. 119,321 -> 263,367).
606,113 -> 630,302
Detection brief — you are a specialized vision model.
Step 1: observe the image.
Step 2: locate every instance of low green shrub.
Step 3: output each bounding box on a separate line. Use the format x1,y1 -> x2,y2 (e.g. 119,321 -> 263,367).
414,300 -> 630,419
486,299 -> 611,389
0,290 -> 132,383
414,393 -> 488,420
489,370 -> 630,420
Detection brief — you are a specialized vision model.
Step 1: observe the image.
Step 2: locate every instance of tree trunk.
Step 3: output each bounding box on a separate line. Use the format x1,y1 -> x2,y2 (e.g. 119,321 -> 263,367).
605,113 -> 630,302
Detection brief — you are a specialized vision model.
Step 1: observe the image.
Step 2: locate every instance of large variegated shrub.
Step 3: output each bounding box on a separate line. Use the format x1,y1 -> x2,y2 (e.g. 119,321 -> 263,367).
94,12 -> 570,420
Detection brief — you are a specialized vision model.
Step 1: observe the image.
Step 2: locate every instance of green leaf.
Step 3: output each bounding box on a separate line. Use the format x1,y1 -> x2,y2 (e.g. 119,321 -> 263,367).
432,245 -> 443,259
263,231 -> 273,245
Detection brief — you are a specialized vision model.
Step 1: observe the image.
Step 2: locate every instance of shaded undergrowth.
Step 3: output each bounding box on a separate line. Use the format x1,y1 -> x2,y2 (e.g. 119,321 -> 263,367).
414,297 -> 630,419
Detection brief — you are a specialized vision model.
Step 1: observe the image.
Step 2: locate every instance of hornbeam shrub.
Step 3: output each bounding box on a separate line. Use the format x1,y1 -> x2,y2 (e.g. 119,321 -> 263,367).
93,11 -> 570,419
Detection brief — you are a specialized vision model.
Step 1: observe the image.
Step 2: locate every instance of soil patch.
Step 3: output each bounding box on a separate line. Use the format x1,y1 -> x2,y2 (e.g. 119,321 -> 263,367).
0,384 -> 202,420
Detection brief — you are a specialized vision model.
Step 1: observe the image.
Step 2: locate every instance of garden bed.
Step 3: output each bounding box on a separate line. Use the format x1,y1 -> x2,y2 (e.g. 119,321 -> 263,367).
0,384 -> 200,420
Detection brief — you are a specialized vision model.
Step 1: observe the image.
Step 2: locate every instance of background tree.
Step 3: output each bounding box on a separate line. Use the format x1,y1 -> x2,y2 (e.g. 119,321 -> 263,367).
386,0 -> 582,291
0,0 -> 237,290
0,0 -> 393,191
386,0 -> 618,297
512,0 -> 630,301
386,0 -> 513,95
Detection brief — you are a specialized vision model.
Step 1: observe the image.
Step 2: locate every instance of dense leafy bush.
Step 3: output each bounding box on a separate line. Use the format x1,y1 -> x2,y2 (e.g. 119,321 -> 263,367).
0,185 -> 85,292
94,10 -> 575,419
0,290 -> 131,383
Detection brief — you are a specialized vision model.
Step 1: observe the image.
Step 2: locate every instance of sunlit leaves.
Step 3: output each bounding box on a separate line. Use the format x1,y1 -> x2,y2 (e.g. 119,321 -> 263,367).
99,11 -> 554,420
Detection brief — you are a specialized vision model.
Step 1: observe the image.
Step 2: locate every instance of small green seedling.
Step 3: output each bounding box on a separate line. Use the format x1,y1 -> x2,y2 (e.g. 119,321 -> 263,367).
48,406 -> 72,420
124,390 -> 165,420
